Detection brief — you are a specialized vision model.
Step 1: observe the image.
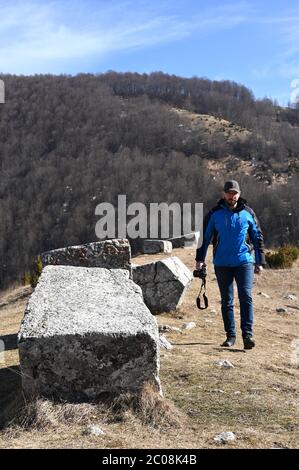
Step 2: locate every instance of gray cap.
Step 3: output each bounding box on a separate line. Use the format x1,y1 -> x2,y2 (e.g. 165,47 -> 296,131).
223,180 -> 240,192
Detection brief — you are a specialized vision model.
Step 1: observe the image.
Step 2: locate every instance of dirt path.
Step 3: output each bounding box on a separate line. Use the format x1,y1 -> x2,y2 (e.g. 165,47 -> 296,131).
0,249 -> 298,448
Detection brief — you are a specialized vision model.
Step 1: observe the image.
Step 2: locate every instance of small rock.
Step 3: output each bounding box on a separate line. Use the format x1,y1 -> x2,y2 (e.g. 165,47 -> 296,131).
258,292 -> 270,298
276,307 -> 288,313
204,319 -> 213,324
214,431 -> 236,444
159,335 -> 173,350
283,294 -> 297,301
159,325 -> 182,333
82,425 -> 105,437
209,309 -> 217,314
211,389 -> 225,394
182,322 -> 196,330
215,360 -> 234,369
234,391 -> 241,395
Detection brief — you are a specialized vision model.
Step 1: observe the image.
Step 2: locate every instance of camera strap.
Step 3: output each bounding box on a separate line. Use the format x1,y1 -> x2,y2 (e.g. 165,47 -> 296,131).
196,276 -> 208,310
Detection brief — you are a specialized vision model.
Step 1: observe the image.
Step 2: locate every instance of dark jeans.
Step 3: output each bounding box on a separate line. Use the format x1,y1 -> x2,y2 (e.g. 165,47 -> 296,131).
214,263 -> 254,338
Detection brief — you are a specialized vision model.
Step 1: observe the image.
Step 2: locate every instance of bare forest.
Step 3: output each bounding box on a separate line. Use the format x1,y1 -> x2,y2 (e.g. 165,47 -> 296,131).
0,72 -> 299,289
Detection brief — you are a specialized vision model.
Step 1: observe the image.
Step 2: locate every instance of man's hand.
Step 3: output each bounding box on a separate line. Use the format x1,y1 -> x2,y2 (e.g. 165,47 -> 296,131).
196,261 -> 206,271
254,264 -> 264,275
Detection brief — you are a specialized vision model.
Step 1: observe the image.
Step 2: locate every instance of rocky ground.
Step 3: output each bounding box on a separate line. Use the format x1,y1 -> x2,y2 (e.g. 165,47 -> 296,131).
0,247 -> 298,449
172,107 -> 299,186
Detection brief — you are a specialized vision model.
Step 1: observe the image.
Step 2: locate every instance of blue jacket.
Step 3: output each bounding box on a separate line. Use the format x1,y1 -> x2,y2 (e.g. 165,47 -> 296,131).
196,198 -> 265,267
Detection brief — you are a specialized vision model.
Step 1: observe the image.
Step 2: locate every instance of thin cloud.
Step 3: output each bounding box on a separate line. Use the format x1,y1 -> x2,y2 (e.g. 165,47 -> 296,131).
252,63 -> 299,80
253,15 -> 299,24
0,0 -> 248,74
249,9 -> 299,81
2,0 -> 297,82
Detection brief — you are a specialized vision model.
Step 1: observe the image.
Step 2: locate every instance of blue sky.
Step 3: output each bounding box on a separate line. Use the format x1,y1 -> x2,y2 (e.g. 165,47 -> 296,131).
1,0 -> 299,106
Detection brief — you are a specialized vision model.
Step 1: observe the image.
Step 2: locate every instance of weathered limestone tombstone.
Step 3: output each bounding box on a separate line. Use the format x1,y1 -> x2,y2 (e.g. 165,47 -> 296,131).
168,232 -> 200,248
40,239 -> 131,276
18,265 -> 161,401
141,239 -> 172,254
133,256 -> 192,314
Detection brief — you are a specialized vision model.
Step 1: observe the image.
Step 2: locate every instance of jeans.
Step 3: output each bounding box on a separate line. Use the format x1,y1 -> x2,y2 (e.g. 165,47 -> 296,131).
214,263 -> 254,337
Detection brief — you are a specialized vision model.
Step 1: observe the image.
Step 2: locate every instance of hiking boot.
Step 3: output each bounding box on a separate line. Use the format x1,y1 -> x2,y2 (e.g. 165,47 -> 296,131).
243,335 -> 255,350
221,336 -> 236,347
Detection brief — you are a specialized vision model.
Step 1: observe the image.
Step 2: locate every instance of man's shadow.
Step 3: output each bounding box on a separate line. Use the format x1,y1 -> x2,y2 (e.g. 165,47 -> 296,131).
171,342 -> 214,346
214,347 -> 246,353
170,342 -> 246,352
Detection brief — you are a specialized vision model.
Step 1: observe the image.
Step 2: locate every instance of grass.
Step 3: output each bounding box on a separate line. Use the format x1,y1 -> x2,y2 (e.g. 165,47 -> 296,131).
0,248 -> 299,448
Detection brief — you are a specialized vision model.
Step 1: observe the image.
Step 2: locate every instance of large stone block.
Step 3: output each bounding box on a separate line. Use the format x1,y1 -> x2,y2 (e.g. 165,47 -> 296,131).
18,266 -> 161,401
142,239 -> 172,254
40,239 -> 131,276
168,232 -> 200,248
133,256 -> 192,314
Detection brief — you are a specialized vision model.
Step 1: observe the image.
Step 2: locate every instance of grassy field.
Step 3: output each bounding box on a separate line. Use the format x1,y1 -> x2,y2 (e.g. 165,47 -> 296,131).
0,247 -> 298,449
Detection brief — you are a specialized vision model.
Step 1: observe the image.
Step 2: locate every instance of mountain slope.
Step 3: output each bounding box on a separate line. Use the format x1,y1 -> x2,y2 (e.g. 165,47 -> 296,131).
0,72 -> 298,289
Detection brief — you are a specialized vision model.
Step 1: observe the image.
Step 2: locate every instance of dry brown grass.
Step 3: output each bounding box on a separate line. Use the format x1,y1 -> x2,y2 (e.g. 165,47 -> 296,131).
1,383 -> 186,449
4,382 -> 184,431
132,382 -> 185,429
0,247 -> 299,448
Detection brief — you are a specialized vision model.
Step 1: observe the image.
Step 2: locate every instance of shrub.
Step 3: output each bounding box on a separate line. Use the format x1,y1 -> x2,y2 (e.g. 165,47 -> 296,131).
265,245 -> 299,269
22,271 -> 31,286
29,256 -> 43,288
281,245 -> 299,261
35,256 -> 43,276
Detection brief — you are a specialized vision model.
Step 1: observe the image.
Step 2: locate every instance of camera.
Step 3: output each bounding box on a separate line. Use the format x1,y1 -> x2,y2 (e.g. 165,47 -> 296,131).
193,267 -> 207,279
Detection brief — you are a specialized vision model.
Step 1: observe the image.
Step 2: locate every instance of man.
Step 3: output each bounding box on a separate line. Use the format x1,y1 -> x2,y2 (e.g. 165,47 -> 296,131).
195,180 -> 265,349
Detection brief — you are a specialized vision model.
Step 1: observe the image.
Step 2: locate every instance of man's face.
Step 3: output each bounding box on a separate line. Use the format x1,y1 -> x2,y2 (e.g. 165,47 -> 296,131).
223,190 -> 240,206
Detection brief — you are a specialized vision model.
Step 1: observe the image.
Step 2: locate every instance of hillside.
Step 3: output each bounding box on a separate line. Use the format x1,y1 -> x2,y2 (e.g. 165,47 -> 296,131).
0,72 -> 299,290
0,247 -> 298,449
172,108 -> 299,186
